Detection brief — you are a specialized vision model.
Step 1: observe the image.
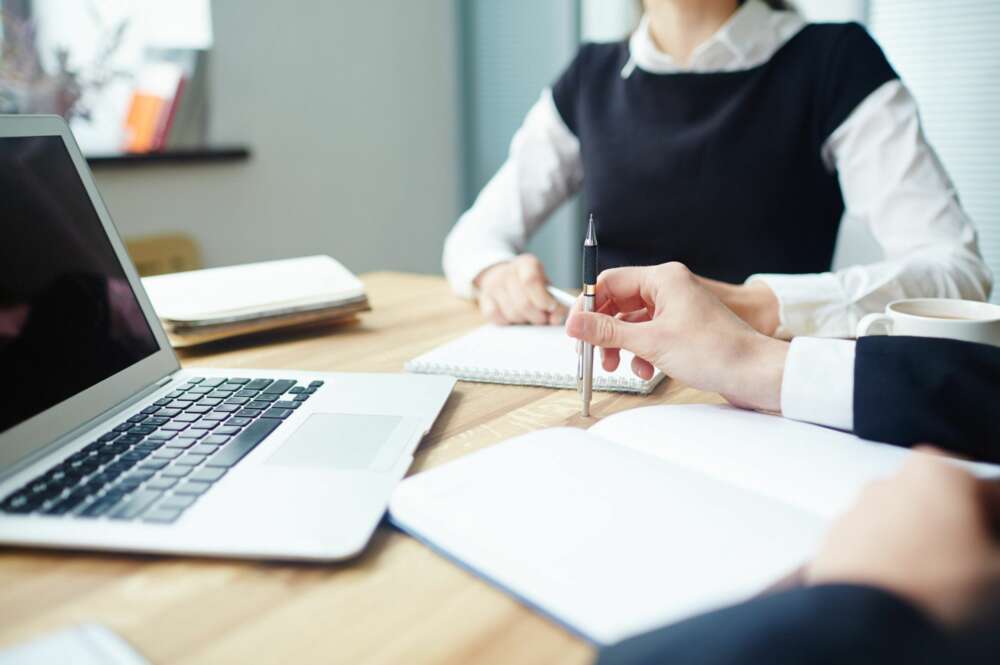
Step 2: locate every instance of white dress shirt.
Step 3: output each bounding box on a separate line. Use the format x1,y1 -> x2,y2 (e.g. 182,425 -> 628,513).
443,0 -> 992,338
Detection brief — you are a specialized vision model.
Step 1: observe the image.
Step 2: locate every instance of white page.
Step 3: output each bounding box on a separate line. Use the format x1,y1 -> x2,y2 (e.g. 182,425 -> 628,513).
405,325 -> 664,393
142,255 -> 364,323
390,428 -> 825,644
590,404 -> 1000,519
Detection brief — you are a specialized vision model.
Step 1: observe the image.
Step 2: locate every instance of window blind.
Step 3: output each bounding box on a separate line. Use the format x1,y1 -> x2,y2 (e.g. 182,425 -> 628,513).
869,1 -> 1000,302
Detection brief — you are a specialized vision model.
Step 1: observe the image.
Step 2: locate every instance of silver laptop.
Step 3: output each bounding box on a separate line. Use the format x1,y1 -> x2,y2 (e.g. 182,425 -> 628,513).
0,115 -> 455,561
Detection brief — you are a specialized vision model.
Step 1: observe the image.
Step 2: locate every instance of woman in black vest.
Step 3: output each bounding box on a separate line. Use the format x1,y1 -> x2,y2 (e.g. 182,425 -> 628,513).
443,0 -> 991,338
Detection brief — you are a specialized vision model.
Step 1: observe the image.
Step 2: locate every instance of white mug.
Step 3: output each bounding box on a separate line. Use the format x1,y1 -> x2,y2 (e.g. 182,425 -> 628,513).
856,298 -> 1000,347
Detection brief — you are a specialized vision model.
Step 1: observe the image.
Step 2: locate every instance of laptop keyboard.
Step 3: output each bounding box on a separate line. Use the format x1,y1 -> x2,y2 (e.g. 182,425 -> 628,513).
0,377 -> 323,524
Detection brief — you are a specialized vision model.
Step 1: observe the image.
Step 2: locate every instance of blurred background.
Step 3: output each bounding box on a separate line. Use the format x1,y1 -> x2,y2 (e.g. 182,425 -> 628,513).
1,0 -> 997,299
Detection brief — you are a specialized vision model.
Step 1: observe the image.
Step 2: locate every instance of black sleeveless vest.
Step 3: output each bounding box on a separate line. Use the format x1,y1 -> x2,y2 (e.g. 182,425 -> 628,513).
552,23 -> 898,282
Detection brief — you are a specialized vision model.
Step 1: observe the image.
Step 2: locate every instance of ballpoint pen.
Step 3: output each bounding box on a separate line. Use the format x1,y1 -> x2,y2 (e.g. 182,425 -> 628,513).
579,214 -> 598,417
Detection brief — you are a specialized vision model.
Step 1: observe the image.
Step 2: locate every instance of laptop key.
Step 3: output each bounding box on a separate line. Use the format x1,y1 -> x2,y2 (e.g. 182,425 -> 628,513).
262,379 -> 296,395
189,467 -> 226,483
215,426 -> 241,436
273,401 -> 300,410
201,378 -> 225,387
190,444 -> 220,455
145,478 -> 177,491
139,459 -> 170,471
177,430 -> 207,440
260,408 -> 292,420
246,378 -> 273,390
173,413 -> 200,423
161,465 -> 192,478
161,422 -> 189,431
202,435 -> 231,445
160,494 -> 197,510
308,380 -> 324,388
175,453 -> 208,467
147,431 -> 177,441
153,448 -> 183,460
110,490 -> 162,520
207,419 -> 280,468
164,438 -> 197,450
174,480 -> 212,495
143,507 -> 183,524
186,406 -> 211,414
79,495 -> 121,517
186,377 -> 205,384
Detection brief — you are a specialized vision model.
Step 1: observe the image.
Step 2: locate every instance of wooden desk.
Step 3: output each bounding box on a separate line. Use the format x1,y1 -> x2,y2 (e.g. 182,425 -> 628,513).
0,273 -> 722,664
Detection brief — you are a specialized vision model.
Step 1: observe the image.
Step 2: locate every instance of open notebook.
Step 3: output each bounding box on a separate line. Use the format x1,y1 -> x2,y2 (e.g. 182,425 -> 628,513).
390,404 -> 1000,645
405,325 -> 664,394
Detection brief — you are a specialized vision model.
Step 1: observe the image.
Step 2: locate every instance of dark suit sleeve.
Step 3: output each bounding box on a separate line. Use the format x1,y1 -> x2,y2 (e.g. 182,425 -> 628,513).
853,336 -> 1000,462
597,585 -> 955,665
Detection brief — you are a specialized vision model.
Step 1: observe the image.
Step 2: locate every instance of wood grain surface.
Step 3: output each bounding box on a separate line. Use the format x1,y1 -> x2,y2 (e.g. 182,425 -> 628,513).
0,272 -> 722,664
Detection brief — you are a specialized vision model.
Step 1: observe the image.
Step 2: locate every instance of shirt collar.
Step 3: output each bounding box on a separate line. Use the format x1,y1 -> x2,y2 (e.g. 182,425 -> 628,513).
625,0 -> 805,76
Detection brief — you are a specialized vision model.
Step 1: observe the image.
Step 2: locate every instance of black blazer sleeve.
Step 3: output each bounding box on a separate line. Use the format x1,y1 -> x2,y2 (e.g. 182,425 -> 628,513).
596,585 -> 955,665
853,336 -> 1000,462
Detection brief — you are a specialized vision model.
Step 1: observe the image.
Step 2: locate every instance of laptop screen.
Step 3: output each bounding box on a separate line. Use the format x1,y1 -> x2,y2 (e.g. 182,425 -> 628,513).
0,135 -> 160,434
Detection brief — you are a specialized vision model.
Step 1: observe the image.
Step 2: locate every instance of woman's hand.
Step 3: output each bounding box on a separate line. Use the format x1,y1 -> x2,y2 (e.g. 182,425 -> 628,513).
474,254 -> 567,325
808,453 -> 1000,630
565,262 -> 788,411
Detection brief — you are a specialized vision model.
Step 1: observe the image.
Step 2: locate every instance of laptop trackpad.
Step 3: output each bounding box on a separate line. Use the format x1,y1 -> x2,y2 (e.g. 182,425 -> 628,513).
265,413 -> 410,471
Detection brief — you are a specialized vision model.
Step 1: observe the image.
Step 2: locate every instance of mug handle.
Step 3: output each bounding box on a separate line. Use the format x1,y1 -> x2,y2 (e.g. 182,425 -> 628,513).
857,313 -> 893,338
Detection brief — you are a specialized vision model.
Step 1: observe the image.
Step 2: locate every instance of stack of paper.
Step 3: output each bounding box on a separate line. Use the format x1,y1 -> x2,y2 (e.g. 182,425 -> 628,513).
142,255 -> 369,346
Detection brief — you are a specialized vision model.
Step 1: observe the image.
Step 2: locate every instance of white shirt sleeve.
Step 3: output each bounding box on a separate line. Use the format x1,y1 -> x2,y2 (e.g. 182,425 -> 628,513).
442,88 -> 583,298
750,80 -> 993,338
780,337 -> 857,431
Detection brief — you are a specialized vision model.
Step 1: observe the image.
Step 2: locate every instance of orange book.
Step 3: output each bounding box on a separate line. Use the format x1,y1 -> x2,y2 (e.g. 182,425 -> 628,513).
124,92 -> 165,153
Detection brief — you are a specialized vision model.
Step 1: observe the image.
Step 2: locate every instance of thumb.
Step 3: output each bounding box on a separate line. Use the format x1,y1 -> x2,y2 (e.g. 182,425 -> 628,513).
566,310 -> 643,353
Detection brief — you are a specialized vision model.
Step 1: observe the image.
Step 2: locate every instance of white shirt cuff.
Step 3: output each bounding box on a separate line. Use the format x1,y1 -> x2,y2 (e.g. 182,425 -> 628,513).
780,337 -> 857,432
748,273 -> 853,338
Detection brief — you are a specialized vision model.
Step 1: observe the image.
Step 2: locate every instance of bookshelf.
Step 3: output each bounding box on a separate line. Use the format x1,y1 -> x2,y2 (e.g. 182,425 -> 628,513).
86,146 -> 251,168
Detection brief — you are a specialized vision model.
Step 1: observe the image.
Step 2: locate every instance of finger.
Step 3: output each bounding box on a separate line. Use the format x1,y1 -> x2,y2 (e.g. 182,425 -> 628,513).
524,280 -> 559,314
594,267 -> 656,314
566,310 -> 647,354
618,309 -> 651,324
480,295 -> 505,325
631,355 -> 655,380
505,283 -> 549,325
507,285 -> 550,325
548,305 -> 569,326
602,346 -> 621,372
513,256 -> 557,313
491,288 -> 522,325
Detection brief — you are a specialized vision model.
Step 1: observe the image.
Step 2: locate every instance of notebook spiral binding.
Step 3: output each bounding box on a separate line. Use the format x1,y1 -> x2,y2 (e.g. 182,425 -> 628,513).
404,361 -> 654,394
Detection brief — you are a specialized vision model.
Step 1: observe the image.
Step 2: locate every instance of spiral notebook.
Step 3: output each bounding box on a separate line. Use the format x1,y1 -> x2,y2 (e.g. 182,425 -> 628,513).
405,325 -> 664,394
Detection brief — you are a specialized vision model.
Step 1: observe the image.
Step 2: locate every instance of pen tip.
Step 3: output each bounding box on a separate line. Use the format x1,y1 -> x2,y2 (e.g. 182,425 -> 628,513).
586,214 -> 597,245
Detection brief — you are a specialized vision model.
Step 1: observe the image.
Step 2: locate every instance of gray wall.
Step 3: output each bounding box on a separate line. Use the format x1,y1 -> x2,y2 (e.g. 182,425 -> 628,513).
92,0 -> 461,276
459,0 -> 581,289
